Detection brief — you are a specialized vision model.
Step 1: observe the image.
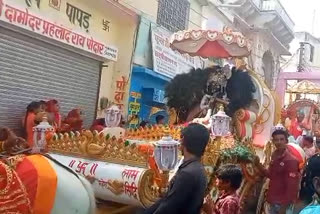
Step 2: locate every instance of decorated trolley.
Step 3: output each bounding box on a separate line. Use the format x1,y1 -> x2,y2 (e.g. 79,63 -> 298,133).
45,27 -> 278,213
0,26 -> 287,214
281,80 -> 320,138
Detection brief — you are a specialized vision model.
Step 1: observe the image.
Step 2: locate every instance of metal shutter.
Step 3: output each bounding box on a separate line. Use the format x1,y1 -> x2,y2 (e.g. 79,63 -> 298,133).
0,27 -> 101,135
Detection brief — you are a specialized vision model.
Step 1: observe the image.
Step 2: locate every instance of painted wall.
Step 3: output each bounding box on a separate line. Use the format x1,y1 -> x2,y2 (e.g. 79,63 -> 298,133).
128,66 -> 170,127
189,0 -> 203,30
126,0 -> 287,92
90,0 -> 138,117
120,0 -> 159,22
98,17 -> 137,117
247,32 -> 280,86
133,16 -> 153,69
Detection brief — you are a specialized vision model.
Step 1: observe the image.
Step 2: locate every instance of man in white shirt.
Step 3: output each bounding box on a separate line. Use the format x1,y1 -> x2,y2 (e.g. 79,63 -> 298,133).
302,136 -> 317,159
297,130 -> 307,146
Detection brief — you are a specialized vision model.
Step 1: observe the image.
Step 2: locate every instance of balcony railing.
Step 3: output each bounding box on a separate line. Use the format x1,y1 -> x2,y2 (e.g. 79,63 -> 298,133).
260,0 -> 294,31
217,0 -> 294,32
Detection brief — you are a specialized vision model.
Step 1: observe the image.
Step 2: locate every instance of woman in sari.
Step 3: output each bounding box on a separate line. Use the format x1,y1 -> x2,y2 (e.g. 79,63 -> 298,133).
47,99 -> 62,130
24,101 -> 42,147
60,109 -> 84,132
90,118 -> 105,132
300,154 -> 320,214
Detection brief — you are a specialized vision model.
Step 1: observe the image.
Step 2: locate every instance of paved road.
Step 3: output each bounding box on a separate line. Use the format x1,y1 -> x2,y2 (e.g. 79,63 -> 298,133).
96,202 -> 144,214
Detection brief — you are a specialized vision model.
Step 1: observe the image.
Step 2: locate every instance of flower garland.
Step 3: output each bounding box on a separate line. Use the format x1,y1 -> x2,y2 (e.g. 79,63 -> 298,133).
219,143 -> 254,164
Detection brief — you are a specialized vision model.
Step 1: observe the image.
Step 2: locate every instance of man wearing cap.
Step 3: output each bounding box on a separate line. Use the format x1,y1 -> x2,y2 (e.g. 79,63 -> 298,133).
255,126 -> 300,214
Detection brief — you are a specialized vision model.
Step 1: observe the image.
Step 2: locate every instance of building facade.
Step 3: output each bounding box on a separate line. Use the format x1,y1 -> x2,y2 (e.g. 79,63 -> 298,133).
127,0 -> 227,127
124,0 -> 294,127
157,0 -> 295,90
0,0 -> 138,133
283,31 -> 320,73
277,32 -> 320,105
190,0 -> 295,89
128,15 -> 205,127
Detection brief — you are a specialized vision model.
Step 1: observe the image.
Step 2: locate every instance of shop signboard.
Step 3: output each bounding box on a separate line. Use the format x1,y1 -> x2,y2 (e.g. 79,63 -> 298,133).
0,0 -> 118,61
151,26 -> 205,78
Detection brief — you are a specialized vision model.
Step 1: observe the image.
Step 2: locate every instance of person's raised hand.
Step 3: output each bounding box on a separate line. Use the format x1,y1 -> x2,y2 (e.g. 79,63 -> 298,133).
202,195 -> 214,214
253,155 -> 261,165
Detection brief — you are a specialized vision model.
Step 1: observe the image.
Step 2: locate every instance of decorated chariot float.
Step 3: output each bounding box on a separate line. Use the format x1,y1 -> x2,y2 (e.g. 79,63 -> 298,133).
0,27 -> 289,214
46,27 -> 279,213
281,80 -> 320,138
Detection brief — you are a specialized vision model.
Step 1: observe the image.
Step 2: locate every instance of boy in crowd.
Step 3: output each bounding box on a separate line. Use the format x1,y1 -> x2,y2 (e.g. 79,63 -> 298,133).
202,164 -> 242,214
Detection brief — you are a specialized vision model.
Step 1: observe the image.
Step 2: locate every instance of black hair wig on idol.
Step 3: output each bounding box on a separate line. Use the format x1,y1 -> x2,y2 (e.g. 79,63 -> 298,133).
165,67 -> 214,122
165,66 -> 256,122
226,67 -> 256,116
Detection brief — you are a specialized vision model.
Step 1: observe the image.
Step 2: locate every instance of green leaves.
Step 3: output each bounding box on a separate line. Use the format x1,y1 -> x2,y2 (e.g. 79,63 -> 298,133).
124,140 -> 130,147
220,143 -> 254,163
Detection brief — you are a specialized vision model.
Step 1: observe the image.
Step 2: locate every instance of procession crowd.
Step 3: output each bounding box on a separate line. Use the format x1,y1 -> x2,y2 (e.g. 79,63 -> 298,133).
22,99 -> 84,147
141,123 -> 320,214
22,99 -> 320,214
23,99 -> 165,146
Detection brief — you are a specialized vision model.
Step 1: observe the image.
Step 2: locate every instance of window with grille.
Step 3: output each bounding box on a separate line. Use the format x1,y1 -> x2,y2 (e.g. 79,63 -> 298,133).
157,0 -> 190,32
310,45 -> 315,63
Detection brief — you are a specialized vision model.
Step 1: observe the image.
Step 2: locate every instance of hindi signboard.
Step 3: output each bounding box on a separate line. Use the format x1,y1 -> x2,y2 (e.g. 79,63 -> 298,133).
0,0 -> 118,61
151,27 -> 205,78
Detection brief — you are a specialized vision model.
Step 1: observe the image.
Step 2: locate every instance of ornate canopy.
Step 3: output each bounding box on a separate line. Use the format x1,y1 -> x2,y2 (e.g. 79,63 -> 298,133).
170,27 -> 251,58
286,80 -> 320,94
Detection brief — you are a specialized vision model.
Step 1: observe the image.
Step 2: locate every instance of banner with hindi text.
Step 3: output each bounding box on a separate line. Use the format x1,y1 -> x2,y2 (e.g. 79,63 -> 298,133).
151,26 -> 205,78
0,0 -> 118,61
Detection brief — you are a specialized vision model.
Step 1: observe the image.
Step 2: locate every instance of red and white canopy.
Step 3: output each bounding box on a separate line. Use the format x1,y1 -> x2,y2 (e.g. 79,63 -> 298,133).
287,143 -> 306,169
170,27 -> 251,58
